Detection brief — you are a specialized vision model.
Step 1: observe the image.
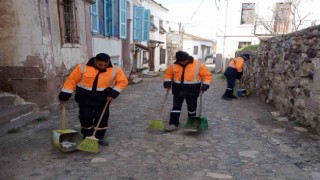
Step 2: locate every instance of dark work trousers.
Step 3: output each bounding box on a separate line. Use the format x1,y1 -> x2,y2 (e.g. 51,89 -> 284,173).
223,75 -> 236,97
78,102 -> 110,139
169,95 -> 198,126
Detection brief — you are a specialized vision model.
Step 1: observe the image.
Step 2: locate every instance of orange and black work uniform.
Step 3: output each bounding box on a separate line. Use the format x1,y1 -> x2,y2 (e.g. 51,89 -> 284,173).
223,57 -> 245,98
163,59 -> 212,127
58,58 -> 128,139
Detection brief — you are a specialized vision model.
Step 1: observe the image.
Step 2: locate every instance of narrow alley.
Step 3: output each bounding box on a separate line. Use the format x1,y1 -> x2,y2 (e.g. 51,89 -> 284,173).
1,75 -> 320,180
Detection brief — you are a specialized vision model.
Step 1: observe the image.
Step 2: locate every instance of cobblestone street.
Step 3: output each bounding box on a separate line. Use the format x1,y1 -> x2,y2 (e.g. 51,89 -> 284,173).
1,75 -> 320,180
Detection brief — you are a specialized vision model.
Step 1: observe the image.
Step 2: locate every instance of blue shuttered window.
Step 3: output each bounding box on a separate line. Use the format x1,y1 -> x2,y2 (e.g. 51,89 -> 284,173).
133,6 -> 150,41
90,0 -> 99,33
143,9 -> 150,41
90,0 -> 127,39
133,6 -> 143,41
104,0 -> 114,36
119,0 -> 127,39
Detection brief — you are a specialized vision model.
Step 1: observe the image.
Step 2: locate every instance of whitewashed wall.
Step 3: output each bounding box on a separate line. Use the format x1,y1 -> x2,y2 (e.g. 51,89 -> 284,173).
183,40 -> 212,60
142,0 -> 168,71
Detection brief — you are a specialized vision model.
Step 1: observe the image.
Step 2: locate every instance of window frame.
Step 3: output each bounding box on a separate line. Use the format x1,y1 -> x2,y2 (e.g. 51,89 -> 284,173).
143,9 -> 150,41
58,0 -> 80,46
240,3 -> 255,25
89,0 -> 127,38
238,41 -> 252,49
159,20 -> 166,34
160,48 -> 166,64
273,2 -> 291,34
193,46 -> 198,55
90,0 -> 99,34
104,0 -> 114,36
119,0 -> 127,39
133,6 -> 150,42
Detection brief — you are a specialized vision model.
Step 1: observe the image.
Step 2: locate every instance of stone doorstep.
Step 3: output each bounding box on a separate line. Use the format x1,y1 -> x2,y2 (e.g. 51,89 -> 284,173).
0,111 -> 49,137
0,104 -> 35,126
131,78 -> 143,84
0,95 -> 16,108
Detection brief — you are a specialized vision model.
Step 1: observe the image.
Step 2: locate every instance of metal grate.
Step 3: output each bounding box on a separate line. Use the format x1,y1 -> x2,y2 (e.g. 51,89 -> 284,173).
61,0 -> 78,43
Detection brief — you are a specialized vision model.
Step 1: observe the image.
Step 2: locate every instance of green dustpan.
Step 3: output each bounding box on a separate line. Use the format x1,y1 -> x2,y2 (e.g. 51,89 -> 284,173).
184,92 -> 208,132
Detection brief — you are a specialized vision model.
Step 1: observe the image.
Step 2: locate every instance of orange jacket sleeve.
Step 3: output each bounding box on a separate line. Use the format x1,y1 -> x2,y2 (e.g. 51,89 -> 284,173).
199,63 -> 212,85
164,64 -> 173,82
112,67 -> 128,93
61,64 -> 82,93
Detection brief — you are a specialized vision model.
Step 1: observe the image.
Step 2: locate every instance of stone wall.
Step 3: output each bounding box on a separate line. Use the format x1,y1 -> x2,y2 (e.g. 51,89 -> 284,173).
240,25 -> 320,132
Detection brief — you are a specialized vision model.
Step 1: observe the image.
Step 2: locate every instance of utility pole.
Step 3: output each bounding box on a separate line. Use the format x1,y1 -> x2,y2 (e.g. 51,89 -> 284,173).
178,22 -> 184,50
222,0 -> 228,71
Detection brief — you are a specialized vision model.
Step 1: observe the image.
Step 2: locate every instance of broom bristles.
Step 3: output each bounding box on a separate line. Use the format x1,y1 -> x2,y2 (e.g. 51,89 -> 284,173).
76,136 -> 99,153
148,120 -> 164,130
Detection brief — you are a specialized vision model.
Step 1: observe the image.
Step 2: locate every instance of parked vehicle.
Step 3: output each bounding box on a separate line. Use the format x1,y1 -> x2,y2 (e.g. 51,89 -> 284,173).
204,54 -> 216,64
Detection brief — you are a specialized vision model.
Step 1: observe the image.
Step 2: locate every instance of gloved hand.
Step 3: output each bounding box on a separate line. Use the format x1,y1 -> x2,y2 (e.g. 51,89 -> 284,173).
201,84 -> 209,91
236,72 -> 243,80
58,91 -> 72,101
163,81 -> 171,88
108,88 -> 120,99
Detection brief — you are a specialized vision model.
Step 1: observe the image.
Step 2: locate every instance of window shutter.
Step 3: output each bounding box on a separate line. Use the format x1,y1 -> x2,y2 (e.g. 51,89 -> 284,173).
133,6 -> 143,41
119,0 -> 127,39
104,0 -> 114,36
143,9 -> 150,41
90,0 -> 99,33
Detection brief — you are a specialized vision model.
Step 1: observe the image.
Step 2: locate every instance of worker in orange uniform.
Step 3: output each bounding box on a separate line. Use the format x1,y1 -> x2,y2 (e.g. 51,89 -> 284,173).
222,54 -> 250,100
163,51 -> 212,131
58,53 -> 128,146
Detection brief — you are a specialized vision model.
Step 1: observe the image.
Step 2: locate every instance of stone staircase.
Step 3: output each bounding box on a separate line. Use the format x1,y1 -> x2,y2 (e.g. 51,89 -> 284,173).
0,92 -> 48,136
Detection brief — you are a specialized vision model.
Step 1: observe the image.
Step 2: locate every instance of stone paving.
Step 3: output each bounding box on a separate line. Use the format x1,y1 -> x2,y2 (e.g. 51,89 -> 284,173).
1,74 -> 320,180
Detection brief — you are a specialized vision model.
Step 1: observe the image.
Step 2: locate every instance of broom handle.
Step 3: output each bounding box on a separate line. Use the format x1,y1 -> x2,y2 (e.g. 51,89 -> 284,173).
92,100 -> 111,136
199,92 -> 203,117
159,89 -> 169,117
60,102 -> 66,130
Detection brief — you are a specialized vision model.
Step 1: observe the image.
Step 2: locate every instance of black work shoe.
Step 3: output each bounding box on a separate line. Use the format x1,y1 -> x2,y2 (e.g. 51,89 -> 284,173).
98,138 -> 109,146
230,95 -> 238,99
222,95 -> 232,101
164,124 -> 179,132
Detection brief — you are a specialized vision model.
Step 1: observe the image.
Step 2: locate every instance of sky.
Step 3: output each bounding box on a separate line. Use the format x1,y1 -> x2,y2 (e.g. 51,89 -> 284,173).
155,0 -> 220,40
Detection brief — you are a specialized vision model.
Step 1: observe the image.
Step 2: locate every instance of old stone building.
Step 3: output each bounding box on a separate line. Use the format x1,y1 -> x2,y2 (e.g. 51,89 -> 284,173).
0,0 -> 93,109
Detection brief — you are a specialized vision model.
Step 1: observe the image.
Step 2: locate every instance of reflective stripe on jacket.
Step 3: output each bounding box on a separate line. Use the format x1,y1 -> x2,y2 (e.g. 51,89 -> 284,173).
164,59 -> 212,97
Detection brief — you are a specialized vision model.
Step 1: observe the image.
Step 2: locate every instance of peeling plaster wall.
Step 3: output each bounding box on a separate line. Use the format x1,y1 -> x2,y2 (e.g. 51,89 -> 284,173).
0,0 -> 89,109
0,0 -> 42,66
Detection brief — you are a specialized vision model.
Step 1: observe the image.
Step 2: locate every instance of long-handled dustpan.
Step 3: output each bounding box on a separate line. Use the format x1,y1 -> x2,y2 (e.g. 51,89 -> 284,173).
148,89 -> 169,131
51,102 -> 78,152
183,92 -> 208,132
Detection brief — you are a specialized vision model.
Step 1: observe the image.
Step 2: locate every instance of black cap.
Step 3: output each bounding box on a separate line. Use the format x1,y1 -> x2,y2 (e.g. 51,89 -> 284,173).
95,53 -> 110,62
175,51 -> 190,62
241,54 -> 250,60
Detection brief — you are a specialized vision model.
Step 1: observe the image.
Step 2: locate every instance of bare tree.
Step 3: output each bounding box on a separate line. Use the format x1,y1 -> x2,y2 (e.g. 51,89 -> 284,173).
289,0 -> 311,31
254,0 -> 311,36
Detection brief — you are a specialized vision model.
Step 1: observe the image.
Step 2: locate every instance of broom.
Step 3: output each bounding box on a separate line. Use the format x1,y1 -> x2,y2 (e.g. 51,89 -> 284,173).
76,100 -> 110,153
148,89 -> 169,130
